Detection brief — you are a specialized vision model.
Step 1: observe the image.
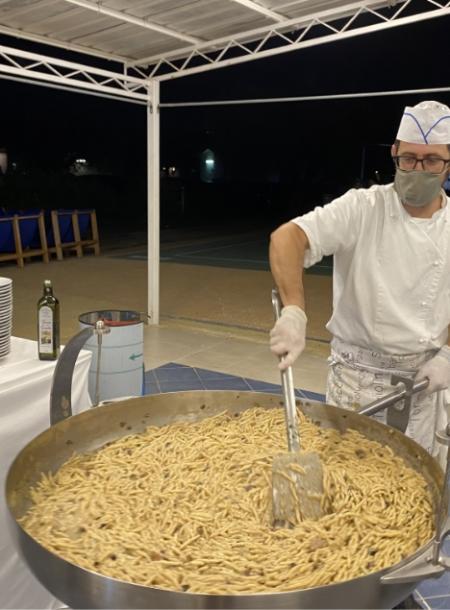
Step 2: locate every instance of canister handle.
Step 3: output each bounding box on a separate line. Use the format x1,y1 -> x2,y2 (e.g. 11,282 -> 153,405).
49,321 -> 110,425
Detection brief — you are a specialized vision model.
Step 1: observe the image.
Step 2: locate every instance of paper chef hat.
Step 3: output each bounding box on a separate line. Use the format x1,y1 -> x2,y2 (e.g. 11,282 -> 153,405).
396,101 -> 450,145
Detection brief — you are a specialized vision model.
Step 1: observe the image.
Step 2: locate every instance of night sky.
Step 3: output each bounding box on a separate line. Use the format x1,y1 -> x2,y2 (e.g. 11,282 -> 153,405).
0,13 -> 449,227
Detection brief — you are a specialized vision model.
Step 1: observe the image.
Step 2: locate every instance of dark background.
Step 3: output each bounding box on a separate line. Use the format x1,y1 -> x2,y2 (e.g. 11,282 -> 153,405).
0,13 -> 449,236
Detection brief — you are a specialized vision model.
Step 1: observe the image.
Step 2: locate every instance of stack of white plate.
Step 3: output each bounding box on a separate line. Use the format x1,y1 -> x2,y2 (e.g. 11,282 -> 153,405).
0,277 -> 13,358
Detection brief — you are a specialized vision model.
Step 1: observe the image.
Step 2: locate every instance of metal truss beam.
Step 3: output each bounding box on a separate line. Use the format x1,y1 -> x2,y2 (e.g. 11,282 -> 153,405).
64,0 -> 203,45
0,72 -> 147,105
228,0 -> 287,21
0,23 -> 126,63
127,0 -> 450,82
0,43 -> 150,101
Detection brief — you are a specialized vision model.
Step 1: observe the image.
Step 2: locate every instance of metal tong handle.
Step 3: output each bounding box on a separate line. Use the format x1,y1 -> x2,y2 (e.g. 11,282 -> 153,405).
272,288 -> 300,453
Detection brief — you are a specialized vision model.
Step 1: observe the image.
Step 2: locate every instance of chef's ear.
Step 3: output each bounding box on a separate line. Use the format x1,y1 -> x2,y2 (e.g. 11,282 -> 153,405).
391,141 -> 398,158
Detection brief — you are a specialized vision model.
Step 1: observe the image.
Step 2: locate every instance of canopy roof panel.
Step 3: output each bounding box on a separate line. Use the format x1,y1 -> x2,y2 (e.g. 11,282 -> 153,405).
0,0 -> 408,63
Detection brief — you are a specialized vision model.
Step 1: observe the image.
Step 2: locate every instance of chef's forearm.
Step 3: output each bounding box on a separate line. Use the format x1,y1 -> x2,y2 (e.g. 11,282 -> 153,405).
269,222 -> 309,311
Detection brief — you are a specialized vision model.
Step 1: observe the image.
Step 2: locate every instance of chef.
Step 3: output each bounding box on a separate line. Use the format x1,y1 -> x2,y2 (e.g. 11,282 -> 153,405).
269,100 -> 450,461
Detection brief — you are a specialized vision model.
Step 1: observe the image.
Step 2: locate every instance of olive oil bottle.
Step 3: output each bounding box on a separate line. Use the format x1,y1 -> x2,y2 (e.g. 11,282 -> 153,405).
37,279 -> 60,360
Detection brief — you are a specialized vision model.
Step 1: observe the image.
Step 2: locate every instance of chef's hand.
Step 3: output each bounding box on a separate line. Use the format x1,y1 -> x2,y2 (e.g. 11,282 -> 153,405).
416,345 -> 450,395
270,305 -> 307,371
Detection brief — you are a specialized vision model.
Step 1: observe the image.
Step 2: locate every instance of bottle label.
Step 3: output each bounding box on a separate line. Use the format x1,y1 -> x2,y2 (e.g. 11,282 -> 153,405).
38,306 -> 54,353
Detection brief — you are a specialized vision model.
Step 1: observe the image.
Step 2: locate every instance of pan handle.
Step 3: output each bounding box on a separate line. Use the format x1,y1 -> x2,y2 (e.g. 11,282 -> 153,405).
357,378 -> 429,417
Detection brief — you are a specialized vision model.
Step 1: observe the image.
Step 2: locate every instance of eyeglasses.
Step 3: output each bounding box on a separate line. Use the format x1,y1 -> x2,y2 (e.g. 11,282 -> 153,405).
393,155 -> 450,174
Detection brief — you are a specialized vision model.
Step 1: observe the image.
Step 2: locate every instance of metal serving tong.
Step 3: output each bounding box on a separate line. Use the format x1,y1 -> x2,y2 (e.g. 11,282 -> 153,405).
271,289 -> 325,526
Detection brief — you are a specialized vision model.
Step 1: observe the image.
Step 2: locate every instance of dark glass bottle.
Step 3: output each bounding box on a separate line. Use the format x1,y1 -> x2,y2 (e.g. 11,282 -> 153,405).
37,279 -> 60,361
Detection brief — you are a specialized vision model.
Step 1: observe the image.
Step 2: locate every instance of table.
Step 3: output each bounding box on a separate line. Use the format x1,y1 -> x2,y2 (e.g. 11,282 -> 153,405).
0,336 -> 92,609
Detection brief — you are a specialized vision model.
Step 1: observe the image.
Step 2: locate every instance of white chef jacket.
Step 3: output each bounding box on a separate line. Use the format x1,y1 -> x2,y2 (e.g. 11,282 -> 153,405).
293,184 -> 450,355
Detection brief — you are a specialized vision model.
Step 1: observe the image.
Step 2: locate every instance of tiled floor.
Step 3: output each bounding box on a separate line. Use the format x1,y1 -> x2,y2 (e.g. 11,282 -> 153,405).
144,362 -> 325,401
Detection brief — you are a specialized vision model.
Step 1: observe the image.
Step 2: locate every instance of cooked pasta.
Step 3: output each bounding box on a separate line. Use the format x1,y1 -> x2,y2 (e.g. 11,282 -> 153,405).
20,407 -> 434,594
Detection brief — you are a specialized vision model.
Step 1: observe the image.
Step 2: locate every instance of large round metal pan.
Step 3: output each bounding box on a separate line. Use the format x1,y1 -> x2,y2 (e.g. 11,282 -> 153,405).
5,391 -> 446,609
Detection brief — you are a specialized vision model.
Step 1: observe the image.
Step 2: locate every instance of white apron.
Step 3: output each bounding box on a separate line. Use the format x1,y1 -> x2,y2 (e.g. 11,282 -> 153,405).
327,338 -> 449,466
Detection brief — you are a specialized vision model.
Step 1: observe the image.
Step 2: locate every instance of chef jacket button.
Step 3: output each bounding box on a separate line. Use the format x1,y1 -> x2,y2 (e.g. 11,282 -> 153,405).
421,301 -> 427,306
419,338 -> 426,344
434,261 -> 440,266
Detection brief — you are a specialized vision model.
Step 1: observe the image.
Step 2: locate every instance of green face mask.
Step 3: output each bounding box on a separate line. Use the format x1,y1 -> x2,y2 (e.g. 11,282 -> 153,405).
394,169 -> 443,208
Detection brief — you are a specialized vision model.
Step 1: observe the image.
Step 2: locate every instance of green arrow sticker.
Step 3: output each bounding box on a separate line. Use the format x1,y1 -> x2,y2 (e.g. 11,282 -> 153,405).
129,353 -> 143,361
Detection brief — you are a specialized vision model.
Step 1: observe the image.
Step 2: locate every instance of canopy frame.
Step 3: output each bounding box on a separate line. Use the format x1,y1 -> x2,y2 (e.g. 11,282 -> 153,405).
0,0 -> 448,323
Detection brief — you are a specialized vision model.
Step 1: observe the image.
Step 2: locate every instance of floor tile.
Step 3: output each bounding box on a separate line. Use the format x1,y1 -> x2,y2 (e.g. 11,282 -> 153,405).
178,351 -> 253,377
142,332 -> 226,372
144,369 -> 158,382
245,380 -> 282,393
299,389 -> 326,401
144,382 -> 161,395
417,572 -> 450,598
201,378 -> 252,391
414,591 -> 431,610
425,596 -> 450,609
156,362 -> 192,370
158,380 -> 204,392
155,367 -> 201,383
195,367 -> 239,381
243,376 -> 325,402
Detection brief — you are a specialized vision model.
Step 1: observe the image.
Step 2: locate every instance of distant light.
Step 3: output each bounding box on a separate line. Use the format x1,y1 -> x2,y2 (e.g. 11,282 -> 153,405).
76,158 -> 87,164
200,148 -> 215,183
0,151 -> 7,174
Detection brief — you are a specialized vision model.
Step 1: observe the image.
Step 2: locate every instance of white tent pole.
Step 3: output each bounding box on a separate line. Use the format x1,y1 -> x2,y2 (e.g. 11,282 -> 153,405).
147,80 -> 160,325
159,86 -> 450,108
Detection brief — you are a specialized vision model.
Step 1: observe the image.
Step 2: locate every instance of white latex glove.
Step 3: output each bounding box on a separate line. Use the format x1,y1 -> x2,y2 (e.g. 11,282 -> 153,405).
269,305 -> 307,371
416,345 -> 450,395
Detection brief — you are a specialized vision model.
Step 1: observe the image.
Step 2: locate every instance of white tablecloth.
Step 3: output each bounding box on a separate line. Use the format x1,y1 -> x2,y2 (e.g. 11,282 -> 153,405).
0,336 -> 92,609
